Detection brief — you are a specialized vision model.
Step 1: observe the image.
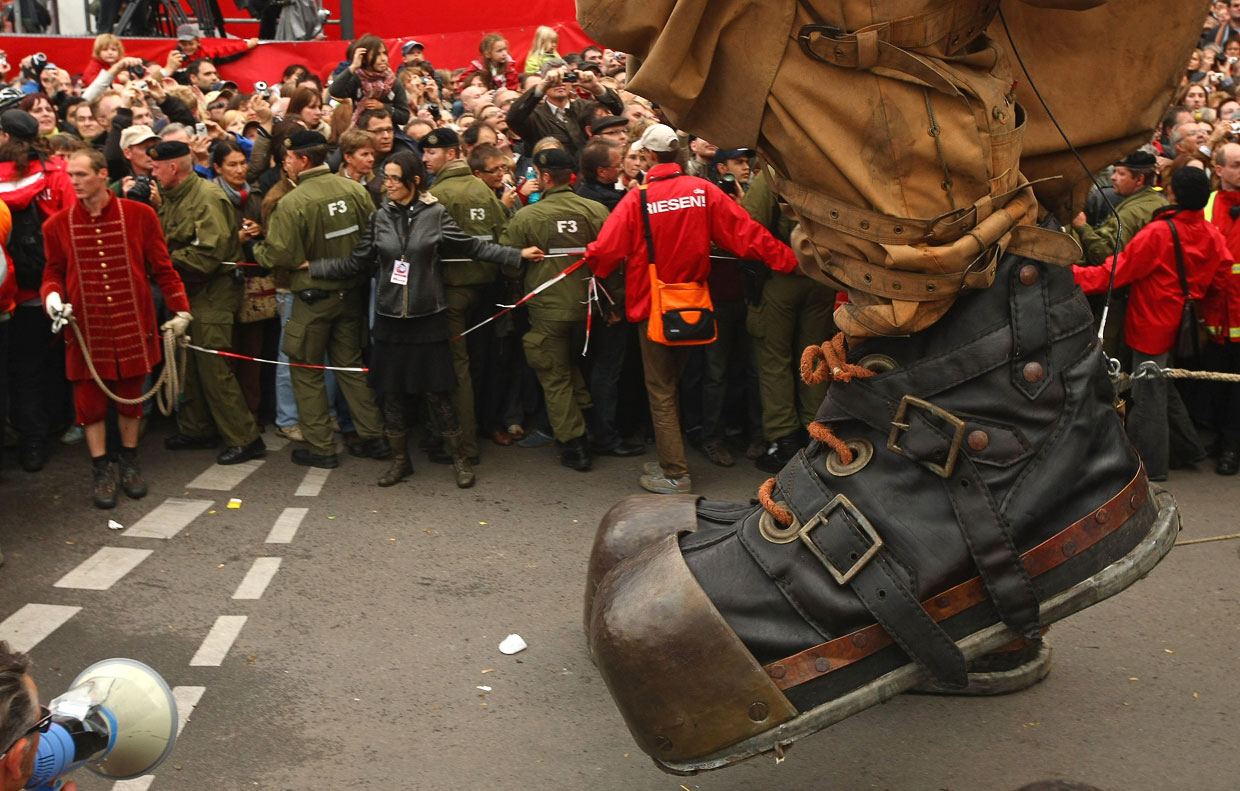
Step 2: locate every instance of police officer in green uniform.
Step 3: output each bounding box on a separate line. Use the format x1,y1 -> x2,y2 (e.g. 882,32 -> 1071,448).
499,148 -> 611,471
422,128 -> 506,465
152,140 -> 266,465
741,164 -> 837,473
253,130 -> 389,468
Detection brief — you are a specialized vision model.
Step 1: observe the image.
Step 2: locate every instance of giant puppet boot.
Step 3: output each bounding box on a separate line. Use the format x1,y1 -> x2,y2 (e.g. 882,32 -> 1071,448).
586,248 -> 1178,774
577,0 -> 1199,774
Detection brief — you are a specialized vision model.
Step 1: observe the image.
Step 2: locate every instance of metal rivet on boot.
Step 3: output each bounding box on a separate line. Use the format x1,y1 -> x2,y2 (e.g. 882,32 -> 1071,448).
1095,508 -> 1110,524
967,430 -> 989,451
1062,540 -> 1078,558
768,664 -> 786,680
814,657 -> 831,673
748,702 -> 770,722
1023,362 -> 1044,382
1019,265 -> 1038,285
851,632 -> 868,649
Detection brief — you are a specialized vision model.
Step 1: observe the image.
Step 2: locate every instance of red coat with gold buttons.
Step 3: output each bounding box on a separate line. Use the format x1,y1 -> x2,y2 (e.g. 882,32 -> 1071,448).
40,194 -> 190,381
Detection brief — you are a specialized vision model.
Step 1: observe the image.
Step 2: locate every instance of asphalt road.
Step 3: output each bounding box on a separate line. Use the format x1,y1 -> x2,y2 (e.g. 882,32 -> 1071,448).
1,419 -> 1235,791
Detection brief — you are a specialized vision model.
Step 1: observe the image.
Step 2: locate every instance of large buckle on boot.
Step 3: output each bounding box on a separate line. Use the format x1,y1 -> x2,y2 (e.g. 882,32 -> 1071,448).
799,494 -> 884,585
887,395 -> 967,478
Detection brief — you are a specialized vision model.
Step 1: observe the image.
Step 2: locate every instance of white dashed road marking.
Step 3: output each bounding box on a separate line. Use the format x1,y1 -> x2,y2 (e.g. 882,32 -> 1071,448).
294,467 -> 330,497
0,604 -> 81,652
124,498 -> 214,539
185,459 -> 265,491
266,507 -> 308,544
54,547 -> 153,590
112,685 -> 207,791
190,615 -> 247,666
232,558 -> 282,600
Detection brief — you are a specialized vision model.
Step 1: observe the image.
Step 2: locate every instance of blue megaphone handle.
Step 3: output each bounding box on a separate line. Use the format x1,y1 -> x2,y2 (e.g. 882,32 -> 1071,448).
27,722 -> 74,789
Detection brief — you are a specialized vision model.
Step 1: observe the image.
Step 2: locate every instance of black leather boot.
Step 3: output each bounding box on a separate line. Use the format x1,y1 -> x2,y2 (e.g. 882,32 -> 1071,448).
560,436 -> 592,472
586,252 -> 1179,772
118,447 -> 147,499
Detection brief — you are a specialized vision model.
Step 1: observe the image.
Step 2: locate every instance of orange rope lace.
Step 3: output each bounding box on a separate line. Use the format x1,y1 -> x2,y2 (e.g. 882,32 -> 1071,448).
758,333 -> 877,526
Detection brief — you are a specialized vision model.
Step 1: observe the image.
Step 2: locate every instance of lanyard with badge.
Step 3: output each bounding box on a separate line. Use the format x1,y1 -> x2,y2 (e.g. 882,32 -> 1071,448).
390,207 -> 415,286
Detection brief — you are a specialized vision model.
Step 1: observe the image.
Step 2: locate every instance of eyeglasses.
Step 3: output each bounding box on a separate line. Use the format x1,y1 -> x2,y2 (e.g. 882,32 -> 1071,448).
209,102 -> 227,110
482,164 -> 510,174
0,706 -> 52,760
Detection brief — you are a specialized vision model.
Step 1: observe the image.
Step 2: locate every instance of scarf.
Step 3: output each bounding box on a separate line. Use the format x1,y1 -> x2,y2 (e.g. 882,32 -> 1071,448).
215,176 -> 247,207
351,67 -> 396,124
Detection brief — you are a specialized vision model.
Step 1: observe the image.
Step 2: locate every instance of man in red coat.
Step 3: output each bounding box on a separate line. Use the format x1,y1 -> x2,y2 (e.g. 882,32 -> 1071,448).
583,124 -> 798,494
1074,166 -> 1232,481
40,148 -> 192,509
1204,142 -> 1240,474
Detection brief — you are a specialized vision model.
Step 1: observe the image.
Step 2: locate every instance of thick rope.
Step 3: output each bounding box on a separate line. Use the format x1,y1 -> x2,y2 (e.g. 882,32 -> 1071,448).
66,316 -> 186,416
759,334 -> 877,525
1132,361 -> 1240,382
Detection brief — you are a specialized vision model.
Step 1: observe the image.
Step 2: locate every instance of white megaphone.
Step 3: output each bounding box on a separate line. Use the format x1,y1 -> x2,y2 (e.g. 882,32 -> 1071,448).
26,658 -> 177,790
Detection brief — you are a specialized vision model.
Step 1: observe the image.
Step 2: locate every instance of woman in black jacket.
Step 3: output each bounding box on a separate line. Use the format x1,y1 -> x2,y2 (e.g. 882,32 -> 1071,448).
309,151 -> 542,488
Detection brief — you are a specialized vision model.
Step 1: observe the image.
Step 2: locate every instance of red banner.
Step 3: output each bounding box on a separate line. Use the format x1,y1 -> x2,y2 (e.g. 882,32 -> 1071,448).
0,0 -> 596,86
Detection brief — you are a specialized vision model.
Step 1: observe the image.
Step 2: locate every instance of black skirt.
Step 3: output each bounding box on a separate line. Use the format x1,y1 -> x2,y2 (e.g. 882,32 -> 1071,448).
367,313 -> 456,395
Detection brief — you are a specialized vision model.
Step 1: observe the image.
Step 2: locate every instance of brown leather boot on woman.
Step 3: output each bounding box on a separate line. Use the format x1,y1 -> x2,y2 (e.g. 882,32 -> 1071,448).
444,430 -> 475,488
377,431 -> 412,487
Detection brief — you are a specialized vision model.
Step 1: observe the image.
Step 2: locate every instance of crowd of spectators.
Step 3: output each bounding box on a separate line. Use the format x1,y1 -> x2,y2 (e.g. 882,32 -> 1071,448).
1,4 -> 1239,501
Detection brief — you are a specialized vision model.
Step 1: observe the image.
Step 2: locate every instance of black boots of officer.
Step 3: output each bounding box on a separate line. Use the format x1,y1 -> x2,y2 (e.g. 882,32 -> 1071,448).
561,436 -> 592,472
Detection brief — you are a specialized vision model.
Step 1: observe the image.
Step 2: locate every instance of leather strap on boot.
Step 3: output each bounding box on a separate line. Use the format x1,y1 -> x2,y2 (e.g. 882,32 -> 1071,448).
764,452 -> 969,689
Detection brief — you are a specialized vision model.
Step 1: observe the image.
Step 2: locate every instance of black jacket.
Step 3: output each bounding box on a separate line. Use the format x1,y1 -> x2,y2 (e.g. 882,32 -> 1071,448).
310,197 -> 520,319
506,88 -> 623,157
575,177 -> 624,212
328,69 -> 411,127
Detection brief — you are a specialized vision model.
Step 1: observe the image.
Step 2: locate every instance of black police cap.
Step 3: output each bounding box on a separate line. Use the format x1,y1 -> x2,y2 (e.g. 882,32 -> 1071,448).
148,140 -> 192,161
0,110 -> 38,140
419,128 -> 460,149
533,148 -> 576,170
285,130 -> 328,151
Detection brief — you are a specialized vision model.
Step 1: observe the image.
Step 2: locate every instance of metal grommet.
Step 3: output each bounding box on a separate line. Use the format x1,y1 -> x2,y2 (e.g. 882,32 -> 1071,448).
863,273 -> 872,283
856,354 -> 897,373
759,503 -> 802,544
893,225 -> 903,234
891,281 -> 901,290
825,438 -> 874,477
859,220 -> 870,230
830,209 -> 840,220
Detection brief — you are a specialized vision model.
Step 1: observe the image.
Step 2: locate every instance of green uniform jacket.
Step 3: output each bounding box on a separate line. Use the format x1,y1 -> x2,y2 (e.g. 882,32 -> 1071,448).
253,166 -> 375,291
157,174 -> 243,320
499,184 -> 610,323
1073,186 -> 1167,267
741,167 -> 795,244
429,160 -> 507,287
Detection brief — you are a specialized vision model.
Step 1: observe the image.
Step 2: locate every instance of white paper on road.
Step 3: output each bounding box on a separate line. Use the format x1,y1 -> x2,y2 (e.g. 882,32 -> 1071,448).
190,615 -> 248,666
124,497 -> 214,539
54,547 -> 153,590
0,604 -> 81,652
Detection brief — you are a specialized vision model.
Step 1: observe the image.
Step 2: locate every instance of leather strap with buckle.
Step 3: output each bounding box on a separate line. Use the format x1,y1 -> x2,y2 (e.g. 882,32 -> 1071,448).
761,452 -> 968,689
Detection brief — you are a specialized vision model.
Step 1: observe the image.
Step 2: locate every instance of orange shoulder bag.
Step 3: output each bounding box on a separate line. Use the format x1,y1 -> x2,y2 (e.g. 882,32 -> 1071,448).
639,180 -> 717,345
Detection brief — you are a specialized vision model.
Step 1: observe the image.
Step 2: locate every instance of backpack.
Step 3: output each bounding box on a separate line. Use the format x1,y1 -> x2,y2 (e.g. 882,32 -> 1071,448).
9,201 -> 46,290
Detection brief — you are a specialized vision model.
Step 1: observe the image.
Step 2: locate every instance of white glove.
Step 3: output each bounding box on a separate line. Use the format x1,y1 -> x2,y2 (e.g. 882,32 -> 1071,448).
44,291 -> 73,333
161,311 -> 192,338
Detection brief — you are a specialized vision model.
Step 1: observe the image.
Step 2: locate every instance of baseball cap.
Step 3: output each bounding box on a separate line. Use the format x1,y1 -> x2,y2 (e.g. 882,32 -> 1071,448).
637,124 -> 678,153
711,147 -> 754,165
119,124 -> 161,149
401,41 -> 424,56
176,23 -> 201,41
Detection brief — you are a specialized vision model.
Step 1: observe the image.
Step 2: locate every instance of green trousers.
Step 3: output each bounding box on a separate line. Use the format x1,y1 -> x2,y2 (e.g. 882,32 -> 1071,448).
445,285 -> 483,457
747,271 -> 836,440
281,289 -> 384,456
523,317 -> 591,443
178,302 -> 260,448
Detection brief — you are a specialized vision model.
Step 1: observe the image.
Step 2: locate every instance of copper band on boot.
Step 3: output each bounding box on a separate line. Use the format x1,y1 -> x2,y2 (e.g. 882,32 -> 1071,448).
761,467 -> 1149,691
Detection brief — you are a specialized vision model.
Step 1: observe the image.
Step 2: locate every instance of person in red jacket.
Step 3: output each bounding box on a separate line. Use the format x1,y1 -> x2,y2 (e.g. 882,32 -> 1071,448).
1203,141 -> 1240,474
1074,166 -> 1231,481
469,33 -> 520,92
0,109 -> 76,473
583,124 -> 798,494
0,198 -> 12,489
41,148 -> 192,509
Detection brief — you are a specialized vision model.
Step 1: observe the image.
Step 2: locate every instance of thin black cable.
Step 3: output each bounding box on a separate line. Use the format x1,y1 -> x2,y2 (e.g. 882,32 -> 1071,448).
997,6 -> 1125,339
